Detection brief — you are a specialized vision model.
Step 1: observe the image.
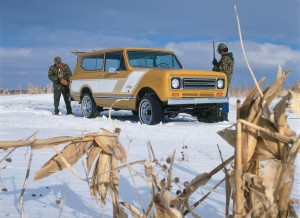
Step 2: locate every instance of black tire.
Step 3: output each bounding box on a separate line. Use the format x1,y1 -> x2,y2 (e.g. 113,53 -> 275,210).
131,110 -> 138,116
197,104 -> 220,123
197,114 -> 208,123
138,94 -> 163,125
207,104 -> 220,123
81,93 -> 98,118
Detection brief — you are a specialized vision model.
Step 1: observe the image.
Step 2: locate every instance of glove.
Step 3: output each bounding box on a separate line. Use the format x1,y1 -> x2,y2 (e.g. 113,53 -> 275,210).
212,58 -> 218,66
60,78 -> 70,86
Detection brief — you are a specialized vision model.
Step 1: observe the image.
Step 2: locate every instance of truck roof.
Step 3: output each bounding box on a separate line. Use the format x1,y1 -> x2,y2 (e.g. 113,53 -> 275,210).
71,47 -> 175,57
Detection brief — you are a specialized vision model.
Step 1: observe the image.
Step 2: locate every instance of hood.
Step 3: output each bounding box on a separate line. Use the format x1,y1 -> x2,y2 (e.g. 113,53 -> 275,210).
165,69 -> 227,78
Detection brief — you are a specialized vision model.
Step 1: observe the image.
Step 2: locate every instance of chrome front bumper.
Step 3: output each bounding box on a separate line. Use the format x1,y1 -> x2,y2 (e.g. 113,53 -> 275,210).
167,97 -> 229,105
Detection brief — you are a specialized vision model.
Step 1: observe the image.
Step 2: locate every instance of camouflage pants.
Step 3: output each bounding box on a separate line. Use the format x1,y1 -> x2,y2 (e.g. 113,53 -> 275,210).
53,85 -> 72,114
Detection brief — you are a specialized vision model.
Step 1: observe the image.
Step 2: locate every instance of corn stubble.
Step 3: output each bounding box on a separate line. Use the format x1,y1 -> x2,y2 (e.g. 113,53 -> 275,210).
32,128 -> 126,212
219,68 -> 300,217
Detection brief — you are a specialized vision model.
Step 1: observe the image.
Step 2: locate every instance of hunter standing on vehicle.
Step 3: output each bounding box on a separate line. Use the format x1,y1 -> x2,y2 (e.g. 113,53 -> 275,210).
48,56 -> 73,115
212,43 -> 234,121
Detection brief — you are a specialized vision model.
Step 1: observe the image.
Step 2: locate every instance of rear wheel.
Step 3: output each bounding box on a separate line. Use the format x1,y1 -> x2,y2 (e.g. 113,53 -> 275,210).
197,104 -> 220,123
208,104 -> 220,123
138,94 -> 163,125
81,93 -> 98,118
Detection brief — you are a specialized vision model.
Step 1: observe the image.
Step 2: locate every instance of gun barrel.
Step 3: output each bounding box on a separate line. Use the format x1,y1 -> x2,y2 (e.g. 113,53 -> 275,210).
213,41 -> 215,59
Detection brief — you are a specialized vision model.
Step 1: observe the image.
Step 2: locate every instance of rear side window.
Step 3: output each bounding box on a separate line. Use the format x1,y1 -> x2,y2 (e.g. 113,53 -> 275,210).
81,55 -> 104,71
104,51 -> 126,72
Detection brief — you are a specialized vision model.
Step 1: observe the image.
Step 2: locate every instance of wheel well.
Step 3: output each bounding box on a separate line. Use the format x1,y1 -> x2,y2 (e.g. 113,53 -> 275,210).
80,87 -> 92,103
136,87 -> 157,109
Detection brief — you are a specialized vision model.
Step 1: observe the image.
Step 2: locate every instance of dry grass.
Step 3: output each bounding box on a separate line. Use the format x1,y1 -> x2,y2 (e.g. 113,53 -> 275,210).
229,85 -> 256,98
26,83 -> 52,94
0,83 -> 52,95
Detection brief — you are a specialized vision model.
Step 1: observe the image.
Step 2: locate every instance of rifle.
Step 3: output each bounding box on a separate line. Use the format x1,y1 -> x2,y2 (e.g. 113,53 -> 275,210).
212,41 -> 218,68
213,41 -> 215,60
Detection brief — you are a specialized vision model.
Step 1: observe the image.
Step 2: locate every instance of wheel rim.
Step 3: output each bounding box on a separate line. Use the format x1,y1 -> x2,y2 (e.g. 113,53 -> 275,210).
140,99 -> 152,124
81,95 -> 92,117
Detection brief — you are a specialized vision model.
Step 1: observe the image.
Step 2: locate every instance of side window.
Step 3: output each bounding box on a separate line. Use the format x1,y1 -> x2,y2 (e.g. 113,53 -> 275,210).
104,52 -> 126,72
81,55 -> 104,71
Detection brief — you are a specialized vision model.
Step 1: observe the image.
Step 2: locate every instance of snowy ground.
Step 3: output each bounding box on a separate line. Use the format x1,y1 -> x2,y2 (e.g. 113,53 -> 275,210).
0,94 -> 299,217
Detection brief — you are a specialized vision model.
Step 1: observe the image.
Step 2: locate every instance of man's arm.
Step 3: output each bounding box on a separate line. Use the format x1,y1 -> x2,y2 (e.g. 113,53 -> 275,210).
48,66 -> 60,84
59,64 -> 72,86
212,59 -> 220,71
62,64 -> 72,80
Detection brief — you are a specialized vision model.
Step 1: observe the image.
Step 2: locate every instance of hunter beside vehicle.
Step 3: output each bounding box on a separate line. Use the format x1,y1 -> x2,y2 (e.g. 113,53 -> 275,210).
48,56 -> 73,116
70,47 -> 228,125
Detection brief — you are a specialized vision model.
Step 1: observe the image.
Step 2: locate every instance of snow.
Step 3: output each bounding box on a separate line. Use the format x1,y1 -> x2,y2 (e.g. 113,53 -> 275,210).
0,94 -> 299,217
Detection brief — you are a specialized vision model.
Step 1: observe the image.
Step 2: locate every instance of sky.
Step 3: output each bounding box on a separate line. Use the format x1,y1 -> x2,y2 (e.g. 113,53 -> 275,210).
0,0 -> 299,89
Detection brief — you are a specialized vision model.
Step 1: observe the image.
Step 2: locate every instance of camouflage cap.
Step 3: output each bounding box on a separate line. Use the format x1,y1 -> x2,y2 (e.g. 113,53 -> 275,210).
54,56 -> 62,64
217,43 -> 228,52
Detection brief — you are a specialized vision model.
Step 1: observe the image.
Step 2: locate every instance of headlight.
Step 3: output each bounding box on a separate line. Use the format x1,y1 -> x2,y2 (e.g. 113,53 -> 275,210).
217,79 -> 224,89
171,78 -> 180,89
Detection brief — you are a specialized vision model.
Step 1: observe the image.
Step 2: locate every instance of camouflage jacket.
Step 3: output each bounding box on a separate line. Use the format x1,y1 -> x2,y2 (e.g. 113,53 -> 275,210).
48,63 -> 72,89
213,52 -> 234,88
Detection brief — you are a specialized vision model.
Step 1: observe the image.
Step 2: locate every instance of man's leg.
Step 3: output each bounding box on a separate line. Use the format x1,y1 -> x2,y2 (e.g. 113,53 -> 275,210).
62,86 -> 72,114
53,86 -> 61,114
221,90 -> 229,121
221,103 -> 229,121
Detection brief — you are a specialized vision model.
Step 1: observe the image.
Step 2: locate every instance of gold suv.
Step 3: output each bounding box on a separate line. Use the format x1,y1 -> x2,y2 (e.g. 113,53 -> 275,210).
70,47 -> 228,125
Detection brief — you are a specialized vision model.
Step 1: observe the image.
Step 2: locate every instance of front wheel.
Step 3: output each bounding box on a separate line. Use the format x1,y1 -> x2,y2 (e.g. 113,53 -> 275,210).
131,110 -> 138,116
138,94 -> 163,125
81,93 -> 98,118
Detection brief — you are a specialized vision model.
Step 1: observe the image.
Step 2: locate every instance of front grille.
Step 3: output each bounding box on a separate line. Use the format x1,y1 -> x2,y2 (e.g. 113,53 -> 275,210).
183,78 -> 216,90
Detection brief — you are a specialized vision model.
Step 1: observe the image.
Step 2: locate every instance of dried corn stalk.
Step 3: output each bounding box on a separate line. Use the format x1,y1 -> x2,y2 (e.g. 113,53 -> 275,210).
0,128 -> 126,217
219,68 -> 300,217
153,189 -> 182,218
34,141 -> 93,180
90,151 -> 112,204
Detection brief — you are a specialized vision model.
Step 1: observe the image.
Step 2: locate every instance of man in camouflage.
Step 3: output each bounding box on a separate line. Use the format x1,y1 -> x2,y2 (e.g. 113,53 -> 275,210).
212,43 -> 234,121
48,56 -> 73,115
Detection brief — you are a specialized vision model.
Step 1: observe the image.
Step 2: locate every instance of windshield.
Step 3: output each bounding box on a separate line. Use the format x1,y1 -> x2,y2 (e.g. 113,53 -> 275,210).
127,51 -> 182,69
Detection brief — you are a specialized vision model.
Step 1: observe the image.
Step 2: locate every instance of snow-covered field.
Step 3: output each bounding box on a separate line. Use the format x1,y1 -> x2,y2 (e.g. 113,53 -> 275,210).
0,94 -> 299,217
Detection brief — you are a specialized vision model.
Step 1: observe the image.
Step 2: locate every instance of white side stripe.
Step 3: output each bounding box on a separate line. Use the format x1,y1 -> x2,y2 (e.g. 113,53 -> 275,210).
71,80 -> 97,92
99,80 -> 118,92
71,70 -> 147,95
121,70 -> 147,93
